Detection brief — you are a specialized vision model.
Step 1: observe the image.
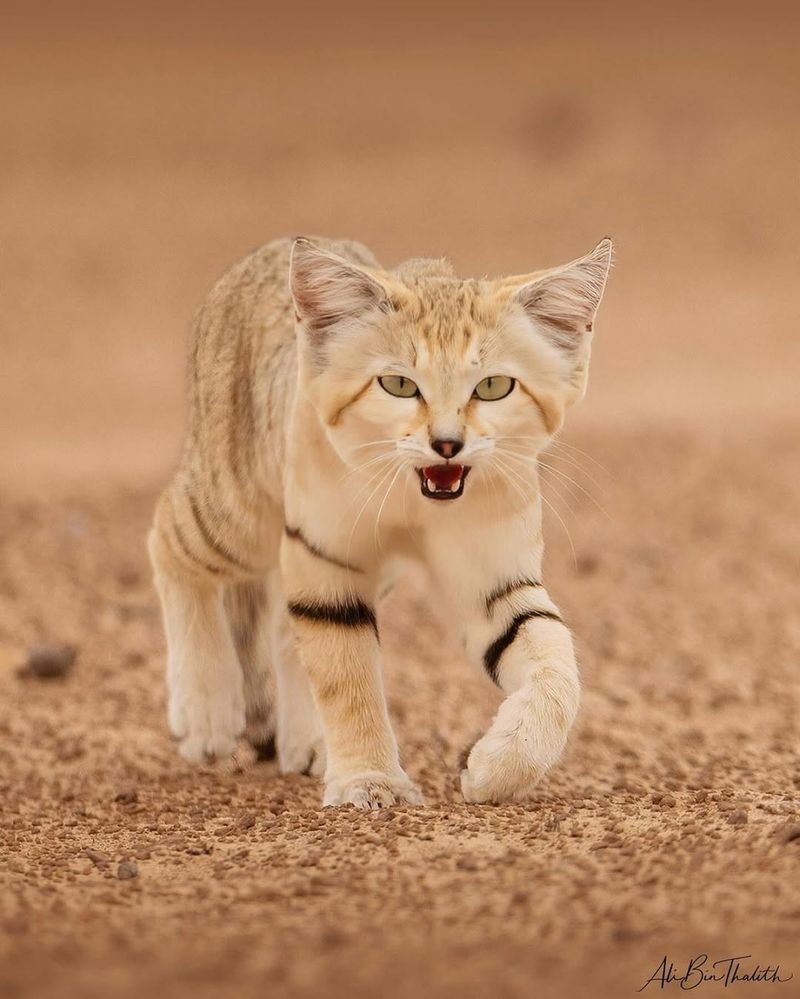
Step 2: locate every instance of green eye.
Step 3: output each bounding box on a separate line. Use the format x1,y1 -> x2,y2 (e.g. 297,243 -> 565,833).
473,375 -> 515,401
378,375 -> 420,399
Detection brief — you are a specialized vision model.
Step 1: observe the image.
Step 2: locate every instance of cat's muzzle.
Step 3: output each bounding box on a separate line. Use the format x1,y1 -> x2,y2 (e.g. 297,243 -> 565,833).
417,464 -> 470,501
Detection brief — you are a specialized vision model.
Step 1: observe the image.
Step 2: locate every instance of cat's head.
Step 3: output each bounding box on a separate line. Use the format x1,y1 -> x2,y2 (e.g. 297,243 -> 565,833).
290,237 -> 612,505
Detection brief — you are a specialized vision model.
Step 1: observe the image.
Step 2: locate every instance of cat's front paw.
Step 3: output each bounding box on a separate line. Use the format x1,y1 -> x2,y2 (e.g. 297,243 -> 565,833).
460,676 -> 576,803
323,770 -> 424,810
170,672 -> 246,764
460,730 -> 550,804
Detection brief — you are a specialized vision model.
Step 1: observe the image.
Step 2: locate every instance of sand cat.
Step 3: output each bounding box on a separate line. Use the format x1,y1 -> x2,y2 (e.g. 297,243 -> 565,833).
148,235 -> 612,808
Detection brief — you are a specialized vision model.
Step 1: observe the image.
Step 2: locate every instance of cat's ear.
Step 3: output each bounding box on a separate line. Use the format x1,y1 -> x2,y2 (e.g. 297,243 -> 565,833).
512,238 -> 613,412
514,237 -> 613,348
290,238 -> 390,341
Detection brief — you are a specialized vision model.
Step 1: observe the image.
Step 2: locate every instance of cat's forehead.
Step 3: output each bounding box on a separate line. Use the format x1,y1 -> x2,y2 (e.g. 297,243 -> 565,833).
393,276 -> 503,365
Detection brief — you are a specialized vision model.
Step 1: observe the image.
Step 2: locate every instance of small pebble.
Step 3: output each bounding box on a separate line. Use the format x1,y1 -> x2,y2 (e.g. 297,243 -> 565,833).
576,554 -> 599,575
17,644 -> 77,680
84,849 -> 110,868
116,567 -> 142,588
117,861 -> 138,881
237,813 -> 256,830
321,926 -> 346,948
114,789 -> 138,805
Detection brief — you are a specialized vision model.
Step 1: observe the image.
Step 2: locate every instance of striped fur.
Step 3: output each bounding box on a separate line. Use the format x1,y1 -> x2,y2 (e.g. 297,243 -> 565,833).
483,608 -> 564,684
287,597 -> 378,639
484,576 -> 542,613
284,525 -> 362,573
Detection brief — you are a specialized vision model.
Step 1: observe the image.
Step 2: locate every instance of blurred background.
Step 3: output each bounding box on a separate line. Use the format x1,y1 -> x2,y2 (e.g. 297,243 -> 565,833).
2,0 -> 798,490
2,3 -> 799,999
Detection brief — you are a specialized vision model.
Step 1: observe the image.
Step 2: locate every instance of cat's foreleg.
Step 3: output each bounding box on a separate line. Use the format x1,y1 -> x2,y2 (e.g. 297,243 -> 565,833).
458,559 -> 580,803
149,547 -> 246,763
281,534 -> 422,809
148,486 -> 255,763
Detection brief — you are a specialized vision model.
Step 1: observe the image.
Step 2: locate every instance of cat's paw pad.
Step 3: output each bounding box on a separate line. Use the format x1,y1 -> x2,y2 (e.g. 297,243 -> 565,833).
174,683 -> 246,764
323,771 -> 424,810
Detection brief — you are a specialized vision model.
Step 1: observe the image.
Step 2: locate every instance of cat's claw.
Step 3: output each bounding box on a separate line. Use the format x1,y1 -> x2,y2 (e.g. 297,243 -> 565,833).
323,771 -> 424,809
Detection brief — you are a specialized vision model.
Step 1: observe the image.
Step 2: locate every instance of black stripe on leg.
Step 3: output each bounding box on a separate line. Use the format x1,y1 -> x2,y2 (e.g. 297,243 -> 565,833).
172,522 -> 223,576
483,609 -> 563,684
284,525 -> 362,573
287,597 -> 378,639
484,576 -> 542,613
186,489 -> 252,572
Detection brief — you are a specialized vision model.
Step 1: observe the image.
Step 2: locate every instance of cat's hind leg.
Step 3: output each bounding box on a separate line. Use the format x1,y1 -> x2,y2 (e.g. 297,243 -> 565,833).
267,572 -> 326,777
226,580 -> 276,760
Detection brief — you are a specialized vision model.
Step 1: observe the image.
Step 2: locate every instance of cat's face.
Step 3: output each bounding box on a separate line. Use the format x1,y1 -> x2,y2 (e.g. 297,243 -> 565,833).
291,239 -> 612,506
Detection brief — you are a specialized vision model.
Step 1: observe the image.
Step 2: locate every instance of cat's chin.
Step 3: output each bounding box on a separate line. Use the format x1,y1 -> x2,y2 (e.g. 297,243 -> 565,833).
417,464 -> 471,501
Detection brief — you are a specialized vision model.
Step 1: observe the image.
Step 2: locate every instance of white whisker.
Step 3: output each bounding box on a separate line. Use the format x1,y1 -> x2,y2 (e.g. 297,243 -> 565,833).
497,441 -> 610,516
493,452 -> 577,567
336,451 -> 396,485
345,462 -> 398,565
498,449 -> 578,516
547,438 -> 612,479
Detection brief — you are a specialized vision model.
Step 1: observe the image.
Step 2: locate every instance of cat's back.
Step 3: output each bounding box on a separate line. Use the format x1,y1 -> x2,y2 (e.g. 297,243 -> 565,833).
185,236 -> 381,496
192,235 -> 381,376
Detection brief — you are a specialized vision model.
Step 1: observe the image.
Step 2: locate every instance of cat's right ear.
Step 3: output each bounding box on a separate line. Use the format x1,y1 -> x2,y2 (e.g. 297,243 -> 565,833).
289,238 -> 389,343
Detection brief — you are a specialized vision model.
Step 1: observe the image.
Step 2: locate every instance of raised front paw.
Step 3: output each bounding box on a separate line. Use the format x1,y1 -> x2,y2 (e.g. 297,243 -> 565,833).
170,676 -> 246,764
460,674 -> 577,803
323,770 -> 424,810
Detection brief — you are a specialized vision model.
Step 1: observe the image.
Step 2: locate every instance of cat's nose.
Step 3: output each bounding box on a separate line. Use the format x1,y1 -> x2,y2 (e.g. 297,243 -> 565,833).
431,438 -> 464,459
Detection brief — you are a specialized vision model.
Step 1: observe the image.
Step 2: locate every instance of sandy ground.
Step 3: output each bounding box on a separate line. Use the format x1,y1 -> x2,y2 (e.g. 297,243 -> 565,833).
2,4 -> 799,997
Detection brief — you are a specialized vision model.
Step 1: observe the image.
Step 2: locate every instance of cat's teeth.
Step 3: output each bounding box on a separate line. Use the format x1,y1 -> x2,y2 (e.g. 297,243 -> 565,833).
426,478 -> 437,492
448,480 -> 460,492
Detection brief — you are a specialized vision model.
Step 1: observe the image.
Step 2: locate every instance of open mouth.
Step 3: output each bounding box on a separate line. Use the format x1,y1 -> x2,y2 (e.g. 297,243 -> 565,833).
417,464 -> 471,501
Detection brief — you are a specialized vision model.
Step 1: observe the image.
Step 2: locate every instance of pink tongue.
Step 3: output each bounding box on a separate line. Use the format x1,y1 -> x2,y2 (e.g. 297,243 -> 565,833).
423,464 -> 463,489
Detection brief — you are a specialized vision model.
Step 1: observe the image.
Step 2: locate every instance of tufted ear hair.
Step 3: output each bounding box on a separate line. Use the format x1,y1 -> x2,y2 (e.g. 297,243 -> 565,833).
515,237 -> 613,353
289,238 -> 390,342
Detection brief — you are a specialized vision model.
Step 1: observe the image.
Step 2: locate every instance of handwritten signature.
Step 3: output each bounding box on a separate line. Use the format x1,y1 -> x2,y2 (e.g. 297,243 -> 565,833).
639,955 -> 793,991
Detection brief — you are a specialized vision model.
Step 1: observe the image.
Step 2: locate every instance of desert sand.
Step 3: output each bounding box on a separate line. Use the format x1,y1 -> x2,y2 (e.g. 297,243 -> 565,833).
1,3 -> 798,997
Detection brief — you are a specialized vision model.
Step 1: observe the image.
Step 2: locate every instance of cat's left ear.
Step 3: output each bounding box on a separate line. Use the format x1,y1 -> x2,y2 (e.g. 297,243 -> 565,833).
514,237 -> 613,407
515,237 -> 613,345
